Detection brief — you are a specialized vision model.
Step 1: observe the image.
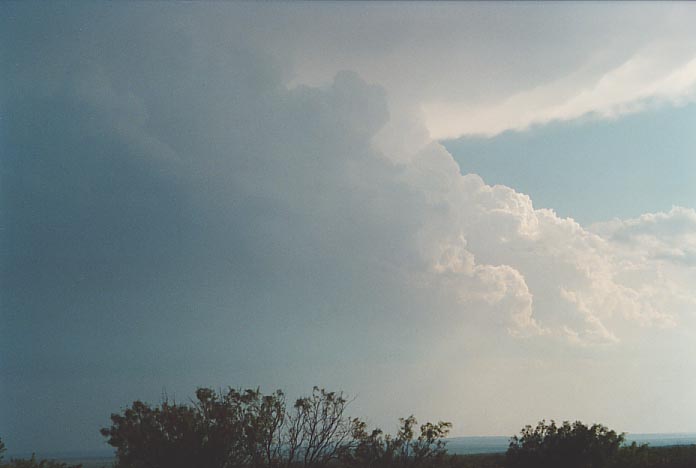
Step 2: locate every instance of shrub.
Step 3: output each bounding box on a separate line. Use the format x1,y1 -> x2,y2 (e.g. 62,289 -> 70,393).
101,386 -> 451,468
348,415 -> 451,468
101,386 -> 359,468
506,420 -> 624,468
100,388 -> 285,468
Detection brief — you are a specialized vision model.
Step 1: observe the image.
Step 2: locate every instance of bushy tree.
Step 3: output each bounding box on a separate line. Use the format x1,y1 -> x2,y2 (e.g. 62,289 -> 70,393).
506,420 -> 624,468
101,388 -> 287,468
348,415 -> 452,468
195,387 -> 286,468
102,386 -> 452,468
284,387 -> 357,468
102,386 -> 362,468
100,398 -> 207,468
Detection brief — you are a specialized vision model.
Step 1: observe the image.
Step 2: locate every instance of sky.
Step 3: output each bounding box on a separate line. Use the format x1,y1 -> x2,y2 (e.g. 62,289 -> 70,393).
445,103 -> 696,225
2,1 -> 696,456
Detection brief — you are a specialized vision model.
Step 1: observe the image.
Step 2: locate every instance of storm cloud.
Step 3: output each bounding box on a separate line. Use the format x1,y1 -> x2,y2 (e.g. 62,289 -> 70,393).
2,2 -> 696,456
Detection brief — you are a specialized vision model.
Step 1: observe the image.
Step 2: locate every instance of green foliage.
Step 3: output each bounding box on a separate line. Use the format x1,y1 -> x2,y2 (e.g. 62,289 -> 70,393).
414,419 -> 453,462
0,437 -> 5,463
100,388 -> 287,468
348,415 -> 452,468
7,409 -> 696,468
101,386 -> 451,468
506,420 -> 624,468
101,386 -> 359,468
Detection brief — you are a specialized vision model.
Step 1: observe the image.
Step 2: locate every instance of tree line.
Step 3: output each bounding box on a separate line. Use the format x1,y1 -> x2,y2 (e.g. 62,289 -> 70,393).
2,386 -> 695,468
99,386 -> 451,468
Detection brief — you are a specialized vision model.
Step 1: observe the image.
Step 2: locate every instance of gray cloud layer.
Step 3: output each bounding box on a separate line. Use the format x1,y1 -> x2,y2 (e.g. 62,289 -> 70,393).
2,2 -> 696,455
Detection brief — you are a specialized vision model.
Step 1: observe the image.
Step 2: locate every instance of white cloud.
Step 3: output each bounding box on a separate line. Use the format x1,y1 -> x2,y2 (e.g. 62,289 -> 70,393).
7,2 -> 695,349
6,3 -> 696,446
246,2 -> 696,139
375,133 -> 692,344
424,49 -> 696,138
591,206 -> 696,266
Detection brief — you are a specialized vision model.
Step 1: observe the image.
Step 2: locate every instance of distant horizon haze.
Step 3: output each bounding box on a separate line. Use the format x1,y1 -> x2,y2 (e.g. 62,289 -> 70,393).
8,433 -> 696,461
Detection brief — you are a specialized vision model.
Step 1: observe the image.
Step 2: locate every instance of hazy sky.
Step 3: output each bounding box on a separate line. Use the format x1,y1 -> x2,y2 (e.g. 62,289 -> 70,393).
2,2 -> 696,456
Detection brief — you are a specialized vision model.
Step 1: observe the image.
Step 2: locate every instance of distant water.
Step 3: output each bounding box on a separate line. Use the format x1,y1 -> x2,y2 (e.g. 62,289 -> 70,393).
624,433 -> 696,448
446,436 -> 510,455
446,434 -> 696,455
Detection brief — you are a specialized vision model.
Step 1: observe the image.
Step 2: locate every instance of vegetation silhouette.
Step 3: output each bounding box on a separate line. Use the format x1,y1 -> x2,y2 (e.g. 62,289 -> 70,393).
0,455 -> 81,468
349,415 -> 451,468
100,386 -> 451,468
0,438 -> 81,468
3,387 -> 696,468
505,420 -> 623,468
502,420 -> 696,468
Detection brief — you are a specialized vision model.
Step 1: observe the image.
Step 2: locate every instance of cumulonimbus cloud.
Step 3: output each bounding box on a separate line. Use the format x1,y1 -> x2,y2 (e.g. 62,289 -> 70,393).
5,3 -> 696,451
259,3 -> 696,139
5,3 -> 696,354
